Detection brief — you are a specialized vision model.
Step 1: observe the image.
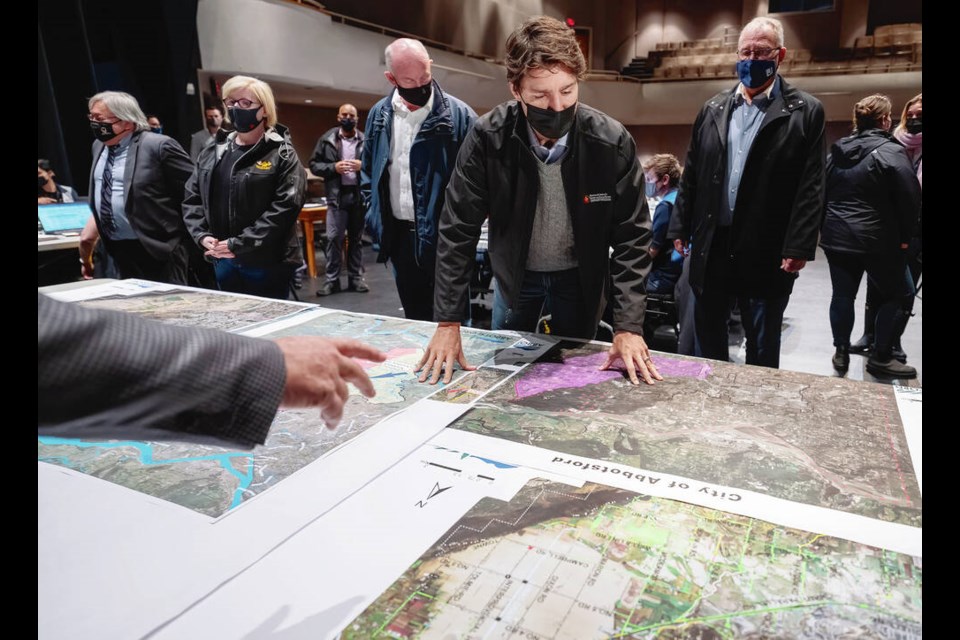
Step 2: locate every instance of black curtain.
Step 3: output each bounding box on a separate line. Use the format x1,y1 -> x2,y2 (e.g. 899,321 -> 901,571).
38,0 -> 202,197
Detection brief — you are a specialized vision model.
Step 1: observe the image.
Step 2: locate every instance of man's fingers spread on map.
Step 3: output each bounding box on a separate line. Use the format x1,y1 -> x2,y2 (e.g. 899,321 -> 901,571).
457,351 -> 477,373
624,358 -> 640,385
340,357 -> 377,398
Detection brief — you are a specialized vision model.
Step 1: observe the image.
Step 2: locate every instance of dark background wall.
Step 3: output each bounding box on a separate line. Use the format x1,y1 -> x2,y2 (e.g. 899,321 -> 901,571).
39,0 -> 202,196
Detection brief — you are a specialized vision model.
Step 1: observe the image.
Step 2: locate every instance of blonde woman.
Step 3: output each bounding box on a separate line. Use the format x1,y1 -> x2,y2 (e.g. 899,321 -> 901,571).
183,76 -> 305,299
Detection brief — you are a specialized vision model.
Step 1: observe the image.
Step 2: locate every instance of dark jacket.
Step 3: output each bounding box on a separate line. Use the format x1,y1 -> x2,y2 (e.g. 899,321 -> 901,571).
309,126 -> 365,208
89,131 -> 194,262
360,81 -> 477,266
183,125 -> 305,268
820,129 -> 920,256
669,77 -> 825,297
434,101 -> 652,334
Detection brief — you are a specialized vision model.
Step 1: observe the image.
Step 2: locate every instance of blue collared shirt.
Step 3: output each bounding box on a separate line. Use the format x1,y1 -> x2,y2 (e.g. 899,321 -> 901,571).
527,124 -> 569,165
93,134 -> 138,240
722,77 -> 779,226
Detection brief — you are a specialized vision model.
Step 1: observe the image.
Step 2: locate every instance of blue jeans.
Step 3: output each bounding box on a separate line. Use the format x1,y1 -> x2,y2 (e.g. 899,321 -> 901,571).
492,268 -> 596,340
214,259 -> 292,300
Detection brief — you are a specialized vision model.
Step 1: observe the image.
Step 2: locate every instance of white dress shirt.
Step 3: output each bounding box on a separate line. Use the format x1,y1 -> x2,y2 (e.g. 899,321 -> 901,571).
388,87 -> 434,221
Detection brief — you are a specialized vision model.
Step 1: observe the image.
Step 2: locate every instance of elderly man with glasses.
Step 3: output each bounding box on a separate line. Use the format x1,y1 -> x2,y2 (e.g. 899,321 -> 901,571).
84,91 -> 202,284
669,16 -> 826,369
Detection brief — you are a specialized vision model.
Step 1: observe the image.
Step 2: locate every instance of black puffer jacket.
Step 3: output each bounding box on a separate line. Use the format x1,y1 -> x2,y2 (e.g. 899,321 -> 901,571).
820,129 -> 921,255
434,101 -> 652,333
183,124 -> 305,267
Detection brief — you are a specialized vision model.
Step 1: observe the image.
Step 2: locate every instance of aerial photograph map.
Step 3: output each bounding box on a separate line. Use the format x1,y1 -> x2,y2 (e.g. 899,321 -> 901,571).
37,312 -> 513,517
450,342 -> 921,527
78,288 -> 309,332
344,478 -> 922,640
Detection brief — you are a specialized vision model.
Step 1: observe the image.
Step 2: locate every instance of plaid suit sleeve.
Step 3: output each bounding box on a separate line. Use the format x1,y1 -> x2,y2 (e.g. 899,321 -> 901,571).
38,294 -> 285,446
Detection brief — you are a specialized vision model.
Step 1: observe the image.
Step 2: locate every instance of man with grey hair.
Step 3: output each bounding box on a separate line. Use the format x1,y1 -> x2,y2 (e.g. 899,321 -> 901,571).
669,16 -> 825,368
361,38 -> 476,320
85,91 -> 208,284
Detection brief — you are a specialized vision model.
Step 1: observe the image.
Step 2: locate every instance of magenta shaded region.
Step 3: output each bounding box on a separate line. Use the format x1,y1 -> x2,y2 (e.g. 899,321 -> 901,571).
515,352 -> 621,399
650,356 -> 712,380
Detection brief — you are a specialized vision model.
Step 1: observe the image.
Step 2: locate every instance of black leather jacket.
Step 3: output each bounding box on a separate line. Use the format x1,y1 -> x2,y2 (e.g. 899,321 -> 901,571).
434,101 -> 652,334
184,124 -> 305,267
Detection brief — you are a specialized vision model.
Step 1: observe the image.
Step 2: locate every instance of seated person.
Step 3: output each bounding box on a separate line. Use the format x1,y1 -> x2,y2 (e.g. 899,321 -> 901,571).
642,154 -> 683,294
38,158 -> 79,204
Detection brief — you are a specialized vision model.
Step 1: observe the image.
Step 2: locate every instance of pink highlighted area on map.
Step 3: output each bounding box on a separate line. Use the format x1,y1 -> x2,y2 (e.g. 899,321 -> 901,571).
515,352 -> 712,398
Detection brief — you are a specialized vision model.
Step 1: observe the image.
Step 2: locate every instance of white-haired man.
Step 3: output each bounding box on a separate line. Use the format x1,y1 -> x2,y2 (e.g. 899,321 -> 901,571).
360,38 -> 477,321
670,17 -> 825,369
85,91 -> 204,284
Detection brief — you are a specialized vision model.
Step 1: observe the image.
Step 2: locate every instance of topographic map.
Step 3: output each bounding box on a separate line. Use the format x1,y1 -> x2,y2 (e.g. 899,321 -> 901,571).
344,479 -> 922,640
78,289 -> 308,332
37,312 -> 513,517
451,343 -> 922,527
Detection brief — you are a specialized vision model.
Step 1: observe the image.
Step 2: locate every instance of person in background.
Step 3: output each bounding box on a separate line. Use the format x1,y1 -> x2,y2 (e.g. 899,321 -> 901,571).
85,91 -> 199,283
183,75 -> 305,300
361,38 -> 477,321
851,93 -> 922,362
670,16 -> 825,369
146,114 -> 163,134
820,94 -> 920,378
38,294 -> 387,444
38,159 -> 79,204
190,105 -> 225,162
419,16 -> 660,386
310,103 -> 369,296
642,154 -> 684,294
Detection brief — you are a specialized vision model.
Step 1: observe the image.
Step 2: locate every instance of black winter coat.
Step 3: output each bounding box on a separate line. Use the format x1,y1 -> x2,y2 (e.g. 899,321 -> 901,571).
820,129 -> 920,255
670,78 -> 825,297
434,101 -> 652,334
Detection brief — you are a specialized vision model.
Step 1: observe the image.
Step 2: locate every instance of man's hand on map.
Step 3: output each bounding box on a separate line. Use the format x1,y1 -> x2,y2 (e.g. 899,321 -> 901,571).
416,322 -> 477,385
275,337 -> 387,428
599,331 -> 663,385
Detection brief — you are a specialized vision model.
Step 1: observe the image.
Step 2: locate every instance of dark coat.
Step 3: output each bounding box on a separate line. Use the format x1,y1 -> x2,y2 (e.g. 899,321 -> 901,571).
183,125 -> 305,268
309,126 -> 365,208
433,101 -> 652,334
670,78 -> 825,297
88,130 -> 194,262
360,81 -> 477,266
820,129 -> 920,255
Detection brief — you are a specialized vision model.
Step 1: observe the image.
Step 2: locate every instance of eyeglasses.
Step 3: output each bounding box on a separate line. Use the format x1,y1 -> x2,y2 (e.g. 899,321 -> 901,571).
224,98 -> 261,109
88,115 -> 120,124
738,46 -> 780,60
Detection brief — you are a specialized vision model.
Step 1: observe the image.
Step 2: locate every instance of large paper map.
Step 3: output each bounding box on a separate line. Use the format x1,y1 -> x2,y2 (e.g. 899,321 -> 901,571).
37,312 -> 513,517
344,478 -> 922,640
450,343 -> 922,528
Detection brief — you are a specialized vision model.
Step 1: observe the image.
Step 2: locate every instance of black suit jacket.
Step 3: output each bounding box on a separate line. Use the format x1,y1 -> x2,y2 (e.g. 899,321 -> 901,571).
670,77 -> 826,297
89,131 -> 194,262
37,294 -> 286,446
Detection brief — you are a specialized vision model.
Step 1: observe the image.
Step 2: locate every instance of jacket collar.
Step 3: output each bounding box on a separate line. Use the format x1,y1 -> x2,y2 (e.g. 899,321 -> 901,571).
706,76 -> 807,150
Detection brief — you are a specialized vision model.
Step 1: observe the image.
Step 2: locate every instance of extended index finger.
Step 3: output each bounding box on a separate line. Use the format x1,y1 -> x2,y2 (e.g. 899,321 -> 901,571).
330,339 -> 388,363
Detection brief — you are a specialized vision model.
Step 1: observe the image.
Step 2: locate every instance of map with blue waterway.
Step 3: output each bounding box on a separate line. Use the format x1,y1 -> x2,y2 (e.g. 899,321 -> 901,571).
37,312 -> 513,517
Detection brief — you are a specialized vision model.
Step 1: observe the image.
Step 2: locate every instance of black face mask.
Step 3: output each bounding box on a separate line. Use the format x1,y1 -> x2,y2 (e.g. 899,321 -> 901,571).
90,120 -> 118,143
205,117 -> 220,128
228,106 -> 264,133
150,126 -> 163,135
396,81 -> 432,108
905,118 -> 922,135
339,118 -> 356,132
38,175 -> 49,189
523,100 -> 577,140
